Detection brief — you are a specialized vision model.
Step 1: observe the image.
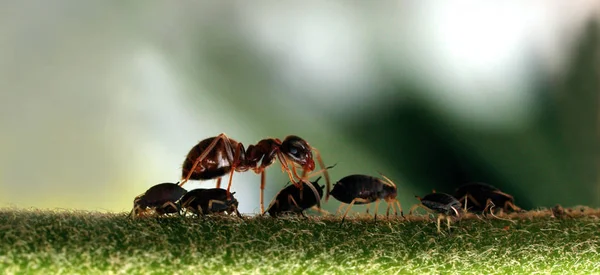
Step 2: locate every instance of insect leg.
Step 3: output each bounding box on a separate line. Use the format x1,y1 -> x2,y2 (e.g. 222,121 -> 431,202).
395,200 -> 404,217
504,201 -> 522,212
465,193 -> 484,209
260,170 -> 266,214
311,148 -> 331,202
215,177 -> 222,189
225,142 -> 245,200
160,201 -> 178,213
207,199 -> 228,214
181,133 -> 231,186
310,206 -> 330,216
232,204 -> 243,219
373,199 -> 381,221
482,198 -> 495,215
336,203 -> 345,215
385,202 -> 391,217
340,198 -> 370,224
265,189 -> 283,217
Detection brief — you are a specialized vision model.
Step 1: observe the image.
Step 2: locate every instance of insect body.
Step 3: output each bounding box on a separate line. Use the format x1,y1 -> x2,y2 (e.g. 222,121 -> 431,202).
179,188 -> 242,218
329,174 -> 403,223
454,182 -> 521,214
179,133 -> 331,214
131,182 -> 187,219
266,176 -> 326,218
409,192 -> 462,233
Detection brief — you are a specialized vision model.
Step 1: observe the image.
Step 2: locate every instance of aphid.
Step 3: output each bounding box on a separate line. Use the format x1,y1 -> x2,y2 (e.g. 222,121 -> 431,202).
179,188 -> 242,218
179,133 -> 331,214
329,174 -> 403,224
266,176 -> 327,218
131,182 -> 187,219
409,192 -> 462,233
454,182 -> 521,214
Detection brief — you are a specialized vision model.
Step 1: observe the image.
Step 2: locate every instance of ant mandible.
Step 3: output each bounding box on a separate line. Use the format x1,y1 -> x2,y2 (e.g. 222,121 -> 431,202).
179,133 -> 331,214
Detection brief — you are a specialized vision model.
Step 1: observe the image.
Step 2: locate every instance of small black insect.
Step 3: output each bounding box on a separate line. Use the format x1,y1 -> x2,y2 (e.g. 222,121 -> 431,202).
131,182 -> 188,219
329,174 -> 403,224
266,176 -> 327,218
454,182 -> 521,214
179,188 -> 242,218
409,192 -> 462,233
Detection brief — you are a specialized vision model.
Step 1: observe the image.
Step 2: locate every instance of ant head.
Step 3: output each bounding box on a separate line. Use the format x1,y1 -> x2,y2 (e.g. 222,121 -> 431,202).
281,135 -> 315,171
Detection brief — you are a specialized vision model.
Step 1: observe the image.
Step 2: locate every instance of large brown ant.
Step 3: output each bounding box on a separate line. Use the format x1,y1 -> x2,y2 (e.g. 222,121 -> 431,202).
179,133 -> 331,214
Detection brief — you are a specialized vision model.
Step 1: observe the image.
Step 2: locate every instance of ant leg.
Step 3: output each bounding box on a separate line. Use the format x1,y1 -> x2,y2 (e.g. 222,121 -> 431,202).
215,178 -> 222,189
277,153 -> 298,186
290,165 -> 305,201
311,148 -> 331,202
225,142 -> 245,200
436,214 -> 442,233
260,170 -> 266,214
302,165 -> 337,180
277,154 -> 322,210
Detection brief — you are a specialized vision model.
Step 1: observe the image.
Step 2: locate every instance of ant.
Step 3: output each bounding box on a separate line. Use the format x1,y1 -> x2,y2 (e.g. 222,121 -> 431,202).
329,174 -> 404,224
179,133 -> 331,214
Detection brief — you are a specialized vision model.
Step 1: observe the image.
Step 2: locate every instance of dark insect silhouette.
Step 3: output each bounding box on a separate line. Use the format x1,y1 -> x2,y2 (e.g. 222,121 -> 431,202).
179,188 -> 242,218
329,174 -> 403,224
454,182 -> 521,214
266,176 -> 327,218
131,182 -> 187,219
410,191 -> 462,233
179,133 -> 331,214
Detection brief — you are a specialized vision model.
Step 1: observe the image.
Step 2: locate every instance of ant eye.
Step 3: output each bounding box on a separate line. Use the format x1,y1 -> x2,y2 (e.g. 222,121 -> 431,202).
289,147 -> 298,155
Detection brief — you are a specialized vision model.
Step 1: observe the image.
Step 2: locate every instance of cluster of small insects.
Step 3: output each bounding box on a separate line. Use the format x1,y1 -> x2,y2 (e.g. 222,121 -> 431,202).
131,133 -> 522,233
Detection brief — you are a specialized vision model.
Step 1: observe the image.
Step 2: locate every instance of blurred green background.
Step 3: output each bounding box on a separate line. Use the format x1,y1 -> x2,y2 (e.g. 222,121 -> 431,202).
1,1 -> 599,214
